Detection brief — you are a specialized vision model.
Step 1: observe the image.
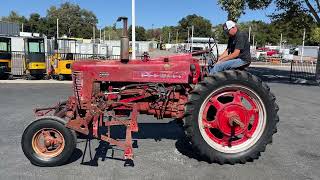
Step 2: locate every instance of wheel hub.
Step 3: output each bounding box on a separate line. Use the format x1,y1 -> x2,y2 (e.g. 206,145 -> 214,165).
32,128 -> 65,158
199,86 -> 264,152
217,104 -> 249,136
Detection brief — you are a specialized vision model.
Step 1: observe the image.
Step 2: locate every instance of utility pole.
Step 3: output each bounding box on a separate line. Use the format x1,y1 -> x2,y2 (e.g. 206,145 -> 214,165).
187,27 -> 190,45
21,23 -> 24,32
56,18 -> 59,39
93,26 -> 95,43
300,28 -> 306,62
253,34 -> 255,49
152,24 -> 154,40
191,25 -> 194,52
168,32 -> 171,44
104,30 -> 106,41
280,33 -> 283,52
176,30 -> 179,44
132,0 -> 136,59
316,45 -> 320,83
249,26 -> 251,43
99,28 -> 102,43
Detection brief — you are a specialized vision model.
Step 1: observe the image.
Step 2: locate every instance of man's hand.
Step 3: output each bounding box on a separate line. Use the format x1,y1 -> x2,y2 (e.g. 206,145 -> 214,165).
219,49 -> 241,63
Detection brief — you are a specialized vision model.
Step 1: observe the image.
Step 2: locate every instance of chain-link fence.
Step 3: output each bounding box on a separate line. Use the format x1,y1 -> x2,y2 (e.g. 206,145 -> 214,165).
7,51 -> 144,77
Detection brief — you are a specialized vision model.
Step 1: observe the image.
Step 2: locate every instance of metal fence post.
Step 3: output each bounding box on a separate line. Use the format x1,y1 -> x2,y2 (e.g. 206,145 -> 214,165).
316,46 -> 320,83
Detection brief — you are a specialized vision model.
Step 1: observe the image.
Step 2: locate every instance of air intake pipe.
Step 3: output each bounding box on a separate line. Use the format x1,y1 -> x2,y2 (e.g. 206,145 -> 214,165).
117,17 -> 129,63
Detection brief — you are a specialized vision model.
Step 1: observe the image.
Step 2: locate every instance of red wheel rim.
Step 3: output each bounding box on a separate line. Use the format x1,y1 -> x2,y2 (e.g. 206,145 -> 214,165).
199,85 -> 266,153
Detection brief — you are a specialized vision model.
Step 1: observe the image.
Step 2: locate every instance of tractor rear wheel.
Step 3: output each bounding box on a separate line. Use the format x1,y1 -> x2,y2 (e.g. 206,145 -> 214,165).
21,117 -> 76,166
184,70 -> 279,164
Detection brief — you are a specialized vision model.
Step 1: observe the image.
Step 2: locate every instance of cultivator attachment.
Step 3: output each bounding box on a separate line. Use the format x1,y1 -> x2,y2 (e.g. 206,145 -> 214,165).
99,103 -> 139,161
33,99 -> 139,164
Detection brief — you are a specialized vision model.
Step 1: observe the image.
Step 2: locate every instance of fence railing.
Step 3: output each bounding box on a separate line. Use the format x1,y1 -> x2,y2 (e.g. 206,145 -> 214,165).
4,51 -> 144,76
290,60 -> 317,82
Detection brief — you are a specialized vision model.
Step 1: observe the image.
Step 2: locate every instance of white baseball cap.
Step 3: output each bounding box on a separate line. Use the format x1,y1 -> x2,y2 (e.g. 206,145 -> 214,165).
223,20 -> 236,31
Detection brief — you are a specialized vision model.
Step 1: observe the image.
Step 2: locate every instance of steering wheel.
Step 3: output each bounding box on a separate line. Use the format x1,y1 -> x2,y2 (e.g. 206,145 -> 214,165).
198,37 -> 219,74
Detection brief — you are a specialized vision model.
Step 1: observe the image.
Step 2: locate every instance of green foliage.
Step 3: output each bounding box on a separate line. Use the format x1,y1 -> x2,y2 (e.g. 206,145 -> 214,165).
102,26 -> 121,40
146,28 -> 161,41
27,13 -> 48,34
1,3 -> 98,38
270,0 -> 317,45
161,26 -> 177,43
46,2 -> 98,38
1,2 -> 319,46
311,27 -> 320,43
217,0 -> 319,45
177,14 -> 212,41
218,0 -> 271,21
128,26 -> 147,41
214,21 -> 283,46
1,11 -> 27,25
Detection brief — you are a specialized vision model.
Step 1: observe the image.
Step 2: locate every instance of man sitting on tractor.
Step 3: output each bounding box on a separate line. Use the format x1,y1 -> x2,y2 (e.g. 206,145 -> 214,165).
210,20 -> 251,74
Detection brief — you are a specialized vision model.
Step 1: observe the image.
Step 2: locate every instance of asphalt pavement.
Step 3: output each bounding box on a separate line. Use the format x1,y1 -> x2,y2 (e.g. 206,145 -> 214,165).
0,81 -> 319,180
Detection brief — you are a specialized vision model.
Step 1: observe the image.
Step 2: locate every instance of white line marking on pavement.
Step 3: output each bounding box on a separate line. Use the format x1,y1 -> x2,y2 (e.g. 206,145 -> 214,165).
0,80 -> 72,84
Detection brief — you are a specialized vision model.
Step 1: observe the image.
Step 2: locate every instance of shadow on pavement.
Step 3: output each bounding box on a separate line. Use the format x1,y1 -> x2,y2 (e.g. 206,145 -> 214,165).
249,67 -> 319,86
65,148 -> 83,165
78,120 -> 189,166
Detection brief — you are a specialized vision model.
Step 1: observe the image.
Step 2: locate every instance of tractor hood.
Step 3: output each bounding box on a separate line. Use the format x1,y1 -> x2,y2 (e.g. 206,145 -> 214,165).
72,54 -> 198,84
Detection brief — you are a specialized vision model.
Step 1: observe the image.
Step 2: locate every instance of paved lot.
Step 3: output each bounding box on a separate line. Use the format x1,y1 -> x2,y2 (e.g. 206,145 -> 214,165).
0,81 -> 319,180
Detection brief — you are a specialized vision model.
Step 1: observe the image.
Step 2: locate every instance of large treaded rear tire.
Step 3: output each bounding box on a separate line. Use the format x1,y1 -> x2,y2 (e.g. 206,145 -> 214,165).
184,70 -> 279,164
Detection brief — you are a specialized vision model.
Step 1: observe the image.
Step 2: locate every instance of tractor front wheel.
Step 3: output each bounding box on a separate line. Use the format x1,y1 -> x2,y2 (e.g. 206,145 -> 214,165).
184,70 -> 279,164
21,117 -> 76,166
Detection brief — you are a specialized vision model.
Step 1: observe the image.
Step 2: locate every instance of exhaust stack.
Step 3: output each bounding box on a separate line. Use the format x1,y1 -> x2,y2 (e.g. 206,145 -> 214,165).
117,17 -> 129,63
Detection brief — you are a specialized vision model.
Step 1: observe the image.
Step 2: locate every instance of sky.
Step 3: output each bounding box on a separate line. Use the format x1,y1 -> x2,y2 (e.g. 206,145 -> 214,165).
0,0 -> 277,29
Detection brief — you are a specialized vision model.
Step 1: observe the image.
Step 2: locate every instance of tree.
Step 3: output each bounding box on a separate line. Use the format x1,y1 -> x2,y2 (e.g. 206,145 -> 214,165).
128,26 -> 147,41
102,26 -> 121,40
214,21 -> 281,46
218,0 -> 272,21
177,14 -> 212,41
1,11 -> 28,31
311,27 -> 320,43
26,13 -> 48,34
161,26 -> 177,43
218,0 -> 320,25
146,28 -> 161,41
46,2 -> 98,38
271,1 -> 317,45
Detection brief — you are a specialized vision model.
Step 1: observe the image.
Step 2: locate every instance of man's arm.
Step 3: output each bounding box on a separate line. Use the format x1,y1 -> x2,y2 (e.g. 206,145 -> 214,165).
219,49 -> 240,62
218,49 -> 229,61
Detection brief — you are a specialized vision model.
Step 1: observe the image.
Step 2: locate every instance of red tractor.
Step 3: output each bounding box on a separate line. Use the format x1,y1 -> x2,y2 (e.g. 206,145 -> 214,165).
21,17 -> 279,167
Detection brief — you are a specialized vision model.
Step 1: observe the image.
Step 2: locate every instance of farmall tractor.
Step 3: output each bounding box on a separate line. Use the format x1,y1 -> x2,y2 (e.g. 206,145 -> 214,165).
21,17 -> 279,167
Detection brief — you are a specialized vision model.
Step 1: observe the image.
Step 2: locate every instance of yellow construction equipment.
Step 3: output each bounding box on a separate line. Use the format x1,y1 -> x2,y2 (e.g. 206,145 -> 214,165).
0,37 -> 11,79
48,38 -> 76,80
24,37 -> 46,79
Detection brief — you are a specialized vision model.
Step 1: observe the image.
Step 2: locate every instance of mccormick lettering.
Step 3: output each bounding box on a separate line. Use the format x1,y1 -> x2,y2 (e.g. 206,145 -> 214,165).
139,71 -> 184,79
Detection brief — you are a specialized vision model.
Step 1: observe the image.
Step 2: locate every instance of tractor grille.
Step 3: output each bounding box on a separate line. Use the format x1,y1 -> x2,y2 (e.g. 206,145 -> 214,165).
72,71 -> 83,97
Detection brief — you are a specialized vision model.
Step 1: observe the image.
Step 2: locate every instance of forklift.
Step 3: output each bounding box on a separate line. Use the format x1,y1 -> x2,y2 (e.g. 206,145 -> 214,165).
48,38 -> 76,80
0,37 -> 11,79
24,37 -> 46,79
